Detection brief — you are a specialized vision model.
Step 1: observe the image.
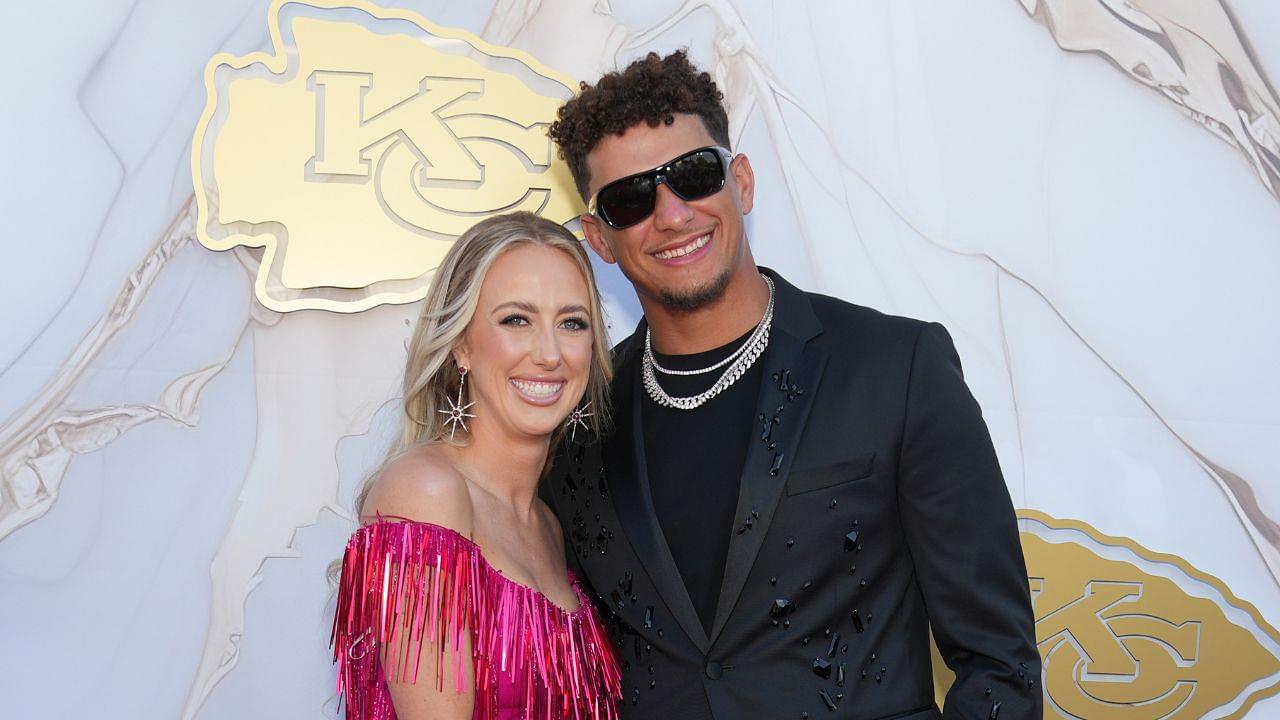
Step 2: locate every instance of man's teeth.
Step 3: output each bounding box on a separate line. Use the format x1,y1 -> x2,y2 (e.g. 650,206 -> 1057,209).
655,233 -> 710,260
512,379 -> 564,397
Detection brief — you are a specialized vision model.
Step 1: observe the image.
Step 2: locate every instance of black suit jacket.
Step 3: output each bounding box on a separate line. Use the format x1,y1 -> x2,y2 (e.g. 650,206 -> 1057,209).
546,269 -> 1041,720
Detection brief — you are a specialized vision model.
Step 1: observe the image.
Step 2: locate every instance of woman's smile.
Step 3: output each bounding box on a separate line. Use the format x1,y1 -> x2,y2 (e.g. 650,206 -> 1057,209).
509,377 -> 566,406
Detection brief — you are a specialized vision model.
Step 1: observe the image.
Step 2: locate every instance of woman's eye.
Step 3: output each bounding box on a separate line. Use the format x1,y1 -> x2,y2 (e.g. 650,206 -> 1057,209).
500,314 -> 530,327
562,317 -> 590,331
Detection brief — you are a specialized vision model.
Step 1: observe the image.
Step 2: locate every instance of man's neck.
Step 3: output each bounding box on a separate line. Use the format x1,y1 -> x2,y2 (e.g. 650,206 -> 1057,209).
643,268 -> 771,355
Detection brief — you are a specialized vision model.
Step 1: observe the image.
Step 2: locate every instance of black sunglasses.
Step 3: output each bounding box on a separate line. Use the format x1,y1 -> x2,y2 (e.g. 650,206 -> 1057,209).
587,146 -> 734,229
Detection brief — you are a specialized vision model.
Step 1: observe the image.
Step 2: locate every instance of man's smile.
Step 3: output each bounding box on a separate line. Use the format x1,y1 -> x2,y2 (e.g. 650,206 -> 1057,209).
650,230 -> 713,263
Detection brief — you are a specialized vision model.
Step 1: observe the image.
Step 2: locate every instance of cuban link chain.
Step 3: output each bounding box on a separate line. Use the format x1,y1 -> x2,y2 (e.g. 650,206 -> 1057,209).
641,274 -> 774,410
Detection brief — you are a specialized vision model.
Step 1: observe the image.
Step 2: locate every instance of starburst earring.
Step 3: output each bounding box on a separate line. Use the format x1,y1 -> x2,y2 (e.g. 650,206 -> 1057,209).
439,365 -> 477,440
565,400 -> 593,442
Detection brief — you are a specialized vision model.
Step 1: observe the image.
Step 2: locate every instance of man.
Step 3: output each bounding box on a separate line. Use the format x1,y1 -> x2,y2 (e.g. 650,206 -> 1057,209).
545,50 -> 1041,720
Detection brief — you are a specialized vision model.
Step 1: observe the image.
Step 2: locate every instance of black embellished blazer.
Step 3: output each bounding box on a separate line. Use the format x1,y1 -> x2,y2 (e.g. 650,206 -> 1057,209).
545,269 -> 1041,720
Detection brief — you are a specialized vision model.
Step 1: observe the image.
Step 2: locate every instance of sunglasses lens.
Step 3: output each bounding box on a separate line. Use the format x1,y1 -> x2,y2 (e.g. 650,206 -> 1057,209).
598,174 -> 656,229
665,149 -> 726,200
594,148 -> 730,229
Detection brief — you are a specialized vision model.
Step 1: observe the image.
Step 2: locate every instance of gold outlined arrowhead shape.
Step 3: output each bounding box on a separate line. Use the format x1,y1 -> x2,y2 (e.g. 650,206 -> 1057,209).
192,0 -> 585,312
932,511 -> 1280,719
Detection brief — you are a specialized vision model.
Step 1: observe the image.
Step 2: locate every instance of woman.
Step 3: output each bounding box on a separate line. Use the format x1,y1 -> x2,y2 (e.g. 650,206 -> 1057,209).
331,212 -> 621,719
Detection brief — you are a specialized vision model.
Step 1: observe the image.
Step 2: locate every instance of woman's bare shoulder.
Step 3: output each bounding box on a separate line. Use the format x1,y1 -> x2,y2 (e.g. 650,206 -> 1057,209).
360,445 -> 474,536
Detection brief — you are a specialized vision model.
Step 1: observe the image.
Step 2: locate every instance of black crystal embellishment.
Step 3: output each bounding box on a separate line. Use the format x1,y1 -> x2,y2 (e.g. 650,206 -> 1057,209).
812,657 -> 832,679
770,598 -> 794,618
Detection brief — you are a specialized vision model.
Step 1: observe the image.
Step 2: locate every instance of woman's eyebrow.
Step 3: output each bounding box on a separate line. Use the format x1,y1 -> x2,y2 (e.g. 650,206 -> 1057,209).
490,301 -> 589,315
491,300 -> 537,314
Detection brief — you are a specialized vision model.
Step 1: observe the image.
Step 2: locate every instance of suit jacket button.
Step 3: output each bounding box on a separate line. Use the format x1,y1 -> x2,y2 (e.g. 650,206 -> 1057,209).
704,662 -> 723,679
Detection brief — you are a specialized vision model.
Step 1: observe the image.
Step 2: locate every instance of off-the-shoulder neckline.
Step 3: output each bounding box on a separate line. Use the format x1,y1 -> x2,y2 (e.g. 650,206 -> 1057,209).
356,515 -> 586,616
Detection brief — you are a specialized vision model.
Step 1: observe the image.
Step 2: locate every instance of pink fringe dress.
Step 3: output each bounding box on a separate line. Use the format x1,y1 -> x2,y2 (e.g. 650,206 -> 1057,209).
332,518 -> 622,720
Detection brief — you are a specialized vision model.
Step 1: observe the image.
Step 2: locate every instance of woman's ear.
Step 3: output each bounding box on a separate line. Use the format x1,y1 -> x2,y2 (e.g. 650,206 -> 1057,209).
452,343 -> 471,373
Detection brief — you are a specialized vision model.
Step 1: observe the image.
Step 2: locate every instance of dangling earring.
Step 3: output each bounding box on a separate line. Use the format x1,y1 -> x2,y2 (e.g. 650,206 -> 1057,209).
439,365 -> 477,440
565,400 -> 593,442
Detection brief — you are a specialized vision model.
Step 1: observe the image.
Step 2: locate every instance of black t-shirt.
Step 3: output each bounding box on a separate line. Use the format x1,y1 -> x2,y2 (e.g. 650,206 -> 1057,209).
641,328 -> 763,636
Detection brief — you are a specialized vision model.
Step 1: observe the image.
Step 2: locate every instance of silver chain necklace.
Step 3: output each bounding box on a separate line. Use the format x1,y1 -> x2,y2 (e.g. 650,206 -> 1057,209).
645,276 -> 774,377
642,274 -> 775,410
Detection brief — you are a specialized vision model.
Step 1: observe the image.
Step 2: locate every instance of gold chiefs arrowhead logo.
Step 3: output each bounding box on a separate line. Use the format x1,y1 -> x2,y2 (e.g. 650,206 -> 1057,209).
934,511 -> 1280,718
191,0 -> 584,312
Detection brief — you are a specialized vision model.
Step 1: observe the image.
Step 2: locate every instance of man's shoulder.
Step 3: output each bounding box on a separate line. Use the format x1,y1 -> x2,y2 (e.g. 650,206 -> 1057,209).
601,277 -> 938,363
802,289 -> 929,348
609,328 -> 644,368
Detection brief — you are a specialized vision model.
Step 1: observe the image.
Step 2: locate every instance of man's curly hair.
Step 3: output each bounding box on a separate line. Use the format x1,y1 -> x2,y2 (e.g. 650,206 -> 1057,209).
549,50 -> 730,200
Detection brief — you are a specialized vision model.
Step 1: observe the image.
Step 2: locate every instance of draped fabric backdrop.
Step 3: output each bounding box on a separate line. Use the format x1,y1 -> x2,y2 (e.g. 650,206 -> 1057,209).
2,1 -> 1279,718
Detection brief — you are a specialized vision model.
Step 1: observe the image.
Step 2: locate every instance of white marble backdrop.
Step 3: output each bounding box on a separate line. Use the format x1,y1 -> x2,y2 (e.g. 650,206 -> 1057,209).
1,0 -> 1278,717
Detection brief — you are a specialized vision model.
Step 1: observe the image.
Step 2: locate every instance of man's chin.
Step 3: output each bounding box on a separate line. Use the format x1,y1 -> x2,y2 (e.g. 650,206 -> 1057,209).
657,269 -> 733,313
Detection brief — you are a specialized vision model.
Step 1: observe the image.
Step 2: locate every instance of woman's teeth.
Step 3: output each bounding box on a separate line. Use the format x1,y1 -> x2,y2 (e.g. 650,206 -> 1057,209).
511,379 -> 564,397
655,233 -> 709,260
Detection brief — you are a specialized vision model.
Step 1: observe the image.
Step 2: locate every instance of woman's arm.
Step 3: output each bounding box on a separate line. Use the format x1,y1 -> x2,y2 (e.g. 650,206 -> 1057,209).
346,448 -> 477,720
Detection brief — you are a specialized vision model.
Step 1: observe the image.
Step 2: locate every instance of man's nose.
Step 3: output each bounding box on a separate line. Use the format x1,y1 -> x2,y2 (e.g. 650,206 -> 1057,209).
651,182 -> 694,231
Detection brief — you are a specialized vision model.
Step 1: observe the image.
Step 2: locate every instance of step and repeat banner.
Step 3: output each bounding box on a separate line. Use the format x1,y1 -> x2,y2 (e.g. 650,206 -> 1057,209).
2,0 -> 1279,718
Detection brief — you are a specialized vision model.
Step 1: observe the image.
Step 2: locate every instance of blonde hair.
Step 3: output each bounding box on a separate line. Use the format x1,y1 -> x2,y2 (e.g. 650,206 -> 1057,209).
353,211 -> 613,515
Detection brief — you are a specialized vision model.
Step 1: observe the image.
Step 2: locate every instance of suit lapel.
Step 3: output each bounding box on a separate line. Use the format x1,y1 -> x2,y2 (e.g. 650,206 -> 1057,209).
708,271 -> 827,645
605,334 -> 711,652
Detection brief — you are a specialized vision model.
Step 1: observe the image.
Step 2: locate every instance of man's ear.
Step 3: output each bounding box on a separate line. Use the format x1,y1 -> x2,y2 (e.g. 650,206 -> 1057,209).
580,213 -> 618,264
730,153 -> 755,216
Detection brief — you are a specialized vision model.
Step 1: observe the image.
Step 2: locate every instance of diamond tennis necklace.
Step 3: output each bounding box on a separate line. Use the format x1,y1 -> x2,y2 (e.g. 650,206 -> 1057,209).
641,274 -> 775,410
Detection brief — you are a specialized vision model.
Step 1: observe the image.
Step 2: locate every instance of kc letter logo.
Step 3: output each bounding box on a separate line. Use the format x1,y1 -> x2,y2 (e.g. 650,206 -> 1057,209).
1023,512 -> 1280,720
193,0 -> 584,312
